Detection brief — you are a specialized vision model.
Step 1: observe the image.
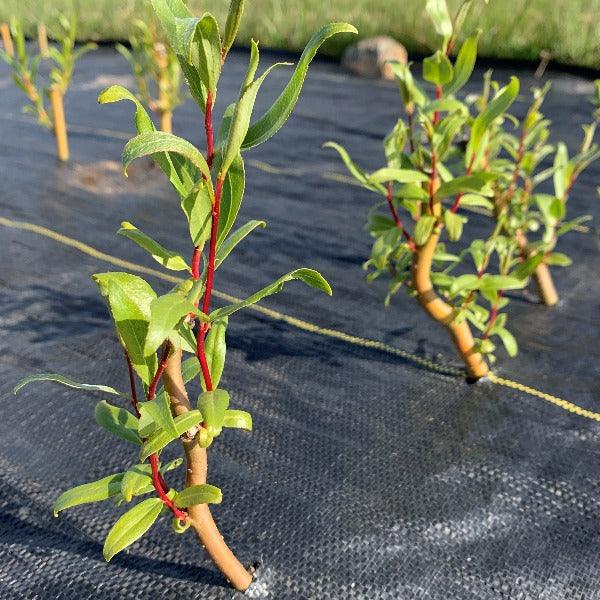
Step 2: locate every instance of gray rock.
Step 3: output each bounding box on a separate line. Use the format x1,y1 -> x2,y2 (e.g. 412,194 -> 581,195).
341,36 -> 408,80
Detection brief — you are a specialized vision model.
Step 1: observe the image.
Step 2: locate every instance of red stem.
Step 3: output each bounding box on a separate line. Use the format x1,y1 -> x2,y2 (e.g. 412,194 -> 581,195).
147,343 -> 171,402
202,177 -> 224,316
205,91 -> 215,168
433,84 -> 442,126
386,182 -> 415,251
149,453 -> 186,520
482,290 -> 504,340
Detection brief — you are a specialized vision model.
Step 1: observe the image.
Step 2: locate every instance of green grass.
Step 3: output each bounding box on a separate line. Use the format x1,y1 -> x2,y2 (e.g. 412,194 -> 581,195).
1,0 -> 599,69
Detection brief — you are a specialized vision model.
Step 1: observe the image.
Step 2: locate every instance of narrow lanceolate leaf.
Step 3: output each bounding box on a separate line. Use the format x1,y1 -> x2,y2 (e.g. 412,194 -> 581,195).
180,12 -> 221,97
221,41 -> 289,176
198,389 -> 230,436
216,154 -> 245,246
223,409 -> 252,431
496,327 -> 518,357
118,222 -> 189,271
95,401 -> 142,445
323,142 -> 381,191
222,0 -> 245,57
437,173 -> 497,198
243,23 -> 358,150
368,168 -> 429,185
13,374 -> 125,397
99,85 -> 197,199
93,272 -> 158,386
139,394 -> 178,439
123,131 -> 211,185
53,473 -> 124,516
443,210 -> 467,242
216,220 -> 266,269
467,77 -> 519,163
98,85 -> 155,133
480,274 -> 527,292
181,183 -> 212,246
144,293 -> 197,356
202,317 -> 228,391
120,464 -> 153,503
425,0 -> 453,39
103,497 -> 164,561
174,484 -> 222,508
210,268 -> 332,321
414,216 -> 437,246
140,410 -> 203,461
444,30 -> 481,96
150,0 -> 207,110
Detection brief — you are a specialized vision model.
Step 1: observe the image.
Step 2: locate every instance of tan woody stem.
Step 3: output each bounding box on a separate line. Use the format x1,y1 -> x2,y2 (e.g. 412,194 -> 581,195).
516,230 -> 558,306
50,85 -> 69,162
37,23 -> 49,58
163,348 -> 253,592
0,23 -> 13,58
412,202 -> 489,379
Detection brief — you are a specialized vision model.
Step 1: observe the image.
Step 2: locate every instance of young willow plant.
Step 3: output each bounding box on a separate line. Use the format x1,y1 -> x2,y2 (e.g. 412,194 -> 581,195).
116,15 -> 182,133
329,0 -> 599,379
484,80 -> 600,307
15,0 -> 355,591
0,14 -> 95,161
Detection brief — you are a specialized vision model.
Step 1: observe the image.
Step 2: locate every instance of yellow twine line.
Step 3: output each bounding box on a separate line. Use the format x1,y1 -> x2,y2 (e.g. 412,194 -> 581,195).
2,215 -> 598,422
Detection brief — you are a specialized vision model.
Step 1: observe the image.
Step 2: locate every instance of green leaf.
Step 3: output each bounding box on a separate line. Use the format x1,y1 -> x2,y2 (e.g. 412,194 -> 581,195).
139,394 -> 178,439
480,274 -> 526,292
217,154 -> 246,246
144,293 -> 197,356
103,497 -> 164,561
444,30 -> 481,96
53,473 -> 124,516
444,210 -> 467,241
98,85 -> 154,133
546,252 -> 572,266
123,131 -> 211,186
202,317 -> 228,391
223,409 -> 252,431
210,268 -> 332,320
220,41 -> 289,176
456,194 -> 493,209
140,410 -> 203,461
181,12 -> 221,97
95,400 -> 142,445
150,0 -> 207,110
425,0 -> 453,39
495,327 -> 518,357
181,183 -> 212,247
450,274 -> 481,295
368,168 -> 429,185
197,389 -> 230,437
222,0 -> 245,57
120,464 -> 153,503
216,220 -> 266,269
323,141 -> 380,191
423,51 -> 453,86
514,252 -> 544,280
174,484 -> 222,508
413,216 -> 437,246
468,77 -> 519,164
93,272 -> 158,386
13,374 -> 125,397
118,222 -> 189,271
243,23 -> 358,150
553,142 -> 569,199
99,85 -> 197,198
437,173 -> 496,198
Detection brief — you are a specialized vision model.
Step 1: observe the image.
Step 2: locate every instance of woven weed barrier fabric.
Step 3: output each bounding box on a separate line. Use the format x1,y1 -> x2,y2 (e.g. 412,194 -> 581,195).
1,48 -> 600,599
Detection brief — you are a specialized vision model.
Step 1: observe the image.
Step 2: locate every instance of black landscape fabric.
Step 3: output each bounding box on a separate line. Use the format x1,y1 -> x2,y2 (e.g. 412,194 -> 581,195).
1,47 -> 600,599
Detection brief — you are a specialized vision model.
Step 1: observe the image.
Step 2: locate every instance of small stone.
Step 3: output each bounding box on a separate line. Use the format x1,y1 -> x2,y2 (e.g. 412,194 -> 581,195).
341,36 -> 407,80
